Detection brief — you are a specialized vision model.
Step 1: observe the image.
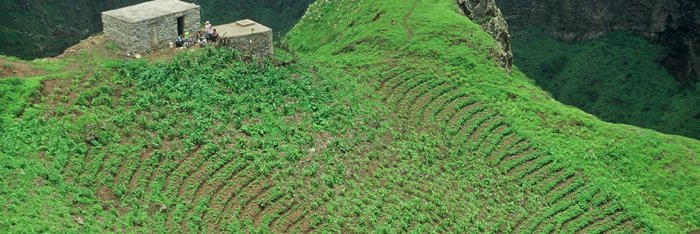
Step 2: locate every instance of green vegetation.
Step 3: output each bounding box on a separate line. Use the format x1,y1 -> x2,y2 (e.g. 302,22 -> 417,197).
1,0 -> 698,233
511,28 -> 700,139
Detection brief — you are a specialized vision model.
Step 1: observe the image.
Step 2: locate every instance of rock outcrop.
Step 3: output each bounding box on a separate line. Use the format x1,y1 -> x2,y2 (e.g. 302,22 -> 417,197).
495,0 -> 700,84
457,0 -> 513,72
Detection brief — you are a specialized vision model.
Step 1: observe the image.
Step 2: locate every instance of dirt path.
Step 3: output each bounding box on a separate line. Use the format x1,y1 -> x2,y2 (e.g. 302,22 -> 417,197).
0,58 -> 44,78
402,0 -> 419,40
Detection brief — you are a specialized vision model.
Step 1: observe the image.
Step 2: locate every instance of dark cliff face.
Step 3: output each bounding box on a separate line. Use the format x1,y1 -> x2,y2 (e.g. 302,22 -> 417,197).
0,0 -> 312,59
1,0 -> 145,59
496,0 -> 700,84
457,0 -> 513,72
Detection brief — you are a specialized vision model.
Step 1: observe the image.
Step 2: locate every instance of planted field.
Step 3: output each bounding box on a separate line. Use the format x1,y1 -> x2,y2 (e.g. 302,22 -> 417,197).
1,0 -> 699,232
373,62 -> 642,233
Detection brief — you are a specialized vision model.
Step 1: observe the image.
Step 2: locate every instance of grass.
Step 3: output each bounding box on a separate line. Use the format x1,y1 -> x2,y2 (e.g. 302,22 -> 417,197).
0,77 -> 40,117
0,0 -> 698,233
289,0 -> 699,231
511,28 -> 700,139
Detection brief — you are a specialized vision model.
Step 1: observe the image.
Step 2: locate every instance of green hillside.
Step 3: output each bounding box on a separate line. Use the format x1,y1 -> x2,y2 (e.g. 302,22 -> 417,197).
1,0 -> 699,233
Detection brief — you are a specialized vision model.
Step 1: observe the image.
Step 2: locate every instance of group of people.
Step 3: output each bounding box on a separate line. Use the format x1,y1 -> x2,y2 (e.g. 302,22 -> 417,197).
175,21 -> 220,48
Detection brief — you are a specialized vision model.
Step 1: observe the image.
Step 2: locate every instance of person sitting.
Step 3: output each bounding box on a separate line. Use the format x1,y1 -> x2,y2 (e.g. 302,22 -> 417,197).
196,30 -> 202,41
175,35 -> 184,47
198,36 -> 207,46
211,29 -> 219,42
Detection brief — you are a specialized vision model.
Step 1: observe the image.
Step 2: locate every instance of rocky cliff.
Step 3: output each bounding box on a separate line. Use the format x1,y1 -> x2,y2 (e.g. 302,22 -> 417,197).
1,0 -> 144,59
457,0 -> 513,72
495,0 -> 700,85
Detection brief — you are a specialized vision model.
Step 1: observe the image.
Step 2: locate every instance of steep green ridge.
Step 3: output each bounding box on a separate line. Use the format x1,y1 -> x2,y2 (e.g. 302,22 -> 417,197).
1,0 -> 699,233
511,28 -> 700,139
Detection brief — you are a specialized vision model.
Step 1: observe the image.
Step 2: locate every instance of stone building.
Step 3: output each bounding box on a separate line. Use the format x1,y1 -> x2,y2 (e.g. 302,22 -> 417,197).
215,19 -> 274,56
102,0 -> 200,54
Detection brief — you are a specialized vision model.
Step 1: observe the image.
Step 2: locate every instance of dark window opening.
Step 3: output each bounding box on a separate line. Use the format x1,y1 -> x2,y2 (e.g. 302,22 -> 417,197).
177,16 -> 185,36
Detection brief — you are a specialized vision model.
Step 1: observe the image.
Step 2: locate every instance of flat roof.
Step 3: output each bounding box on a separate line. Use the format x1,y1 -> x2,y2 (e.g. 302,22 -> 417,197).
102,0 -> 199,23
214,19 -> 272,38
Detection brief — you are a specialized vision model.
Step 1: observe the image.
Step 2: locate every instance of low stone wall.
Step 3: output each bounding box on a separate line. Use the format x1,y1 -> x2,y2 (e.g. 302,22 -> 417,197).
218,30 -> 273,56
102,8 -> 199,54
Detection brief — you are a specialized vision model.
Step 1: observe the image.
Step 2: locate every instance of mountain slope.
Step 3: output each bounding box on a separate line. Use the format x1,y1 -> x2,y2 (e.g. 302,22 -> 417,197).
289,0 -> 699,232
1,0 -> 698,233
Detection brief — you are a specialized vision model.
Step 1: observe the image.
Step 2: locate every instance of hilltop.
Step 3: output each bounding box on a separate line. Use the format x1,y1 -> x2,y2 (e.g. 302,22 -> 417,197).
1,0 -> 699,233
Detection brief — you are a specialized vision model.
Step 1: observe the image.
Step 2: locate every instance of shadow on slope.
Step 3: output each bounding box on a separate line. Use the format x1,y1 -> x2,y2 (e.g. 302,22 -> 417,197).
511,28 -> 700,139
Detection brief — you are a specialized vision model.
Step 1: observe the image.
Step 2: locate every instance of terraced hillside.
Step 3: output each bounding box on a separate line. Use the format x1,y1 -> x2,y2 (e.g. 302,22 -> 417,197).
1,0 -> 699,233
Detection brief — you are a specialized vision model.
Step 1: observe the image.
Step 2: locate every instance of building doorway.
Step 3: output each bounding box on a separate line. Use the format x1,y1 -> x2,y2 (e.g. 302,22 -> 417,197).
150,23 -> 159,49
177,16 -> 185,36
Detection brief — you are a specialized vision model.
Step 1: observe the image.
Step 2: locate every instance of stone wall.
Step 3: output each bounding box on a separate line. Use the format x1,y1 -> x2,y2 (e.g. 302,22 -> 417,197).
103,14 -> 135,52
102,8 -> 200,54
218,30 -> 273,56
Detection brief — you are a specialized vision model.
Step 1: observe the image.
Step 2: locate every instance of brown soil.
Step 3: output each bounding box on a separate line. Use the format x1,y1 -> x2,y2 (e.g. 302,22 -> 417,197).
418,88 -> 460,124
521,159 -> 554,182
504,149 -> 538,173
410,81 -> 449,118
128,147 -> 155,189
0,57 -> 43,78
499,140 -> 531,163
548,174 -> 577,195
240,181 -> 272,226
402,0 -> 419,40
481,124 -> 510,147
282,206 -> 308,232
406,80 -> 446,117
202,166 -> 253,231
577,208 -> 624,234
532,168 -> 566,189
214,176 -> 257,229
467,113 -> 500,143
435,95 -> 469,126
381,76 -> 408,103
461,112 -> 494,139
191,160 -> 234,203
507,152 -> 542,176
490,137 -> 525,164
268,201 -> 299,230
113,152 -> 131,185
394,78 -> 430,110
177,160 -> 209,197
161,145 -> 201,192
